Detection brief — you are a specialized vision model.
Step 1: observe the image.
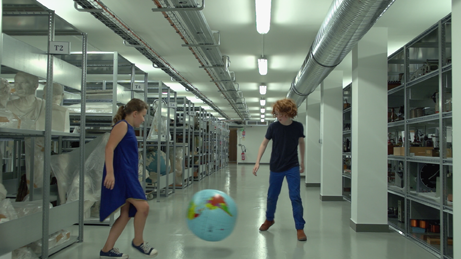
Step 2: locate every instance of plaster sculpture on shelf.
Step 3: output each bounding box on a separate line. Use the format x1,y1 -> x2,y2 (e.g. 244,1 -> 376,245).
0,78 -> 17,128
36,82 -> 70,133
0,78 -> 11,108
6,72 -> 44,130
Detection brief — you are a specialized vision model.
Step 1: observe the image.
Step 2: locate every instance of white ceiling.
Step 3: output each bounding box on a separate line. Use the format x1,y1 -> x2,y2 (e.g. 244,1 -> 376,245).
28,0 -> 452,121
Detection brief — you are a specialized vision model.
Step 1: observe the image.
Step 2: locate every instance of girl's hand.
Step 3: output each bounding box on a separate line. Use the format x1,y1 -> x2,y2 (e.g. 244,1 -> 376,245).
104,174 -> 115,190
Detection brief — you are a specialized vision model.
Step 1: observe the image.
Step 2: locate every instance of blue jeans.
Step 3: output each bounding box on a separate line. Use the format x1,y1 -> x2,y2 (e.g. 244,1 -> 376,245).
266,166 -> 305,230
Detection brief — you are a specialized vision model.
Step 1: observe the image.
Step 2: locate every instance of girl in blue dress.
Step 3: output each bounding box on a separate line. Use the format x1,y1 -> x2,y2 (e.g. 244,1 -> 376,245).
99,98 -> 158,258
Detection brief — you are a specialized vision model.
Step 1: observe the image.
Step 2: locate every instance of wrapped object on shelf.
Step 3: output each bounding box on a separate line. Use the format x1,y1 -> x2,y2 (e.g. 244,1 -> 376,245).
11,199 -> 52,218
12,247 -> 39,259
169,147 -> 184,186
0,199 -> 18,223
145,148 -> 171,183
28,229 -> 71,255
50,133 -> 109,218
64,102 -> 113,114
147,100 -> 171,142
0,183 -> 6,201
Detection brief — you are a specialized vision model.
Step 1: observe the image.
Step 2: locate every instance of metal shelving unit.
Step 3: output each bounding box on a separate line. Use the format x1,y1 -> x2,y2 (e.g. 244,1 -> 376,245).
0,2 -> 87,258
387,14 -> 453,259
342,83 -> 352,201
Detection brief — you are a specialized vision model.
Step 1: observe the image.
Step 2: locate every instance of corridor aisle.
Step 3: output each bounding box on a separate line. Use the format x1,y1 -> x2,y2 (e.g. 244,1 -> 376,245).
51,164 -> 436,259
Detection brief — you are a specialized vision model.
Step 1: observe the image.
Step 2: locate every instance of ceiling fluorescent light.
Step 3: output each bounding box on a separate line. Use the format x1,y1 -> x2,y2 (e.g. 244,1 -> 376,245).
259,85 -> 267,95
260,98 -> 266,106
261,118 -> 265,122
258,57 -> 267,75
261,114 -> 265,118
260,108 -> 266,113
255,0 -> 272,34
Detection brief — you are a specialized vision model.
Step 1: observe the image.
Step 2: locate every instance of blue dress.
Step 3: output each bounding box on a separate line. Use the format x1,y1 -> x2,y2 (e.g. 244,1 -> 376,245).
100,120 -> 146,222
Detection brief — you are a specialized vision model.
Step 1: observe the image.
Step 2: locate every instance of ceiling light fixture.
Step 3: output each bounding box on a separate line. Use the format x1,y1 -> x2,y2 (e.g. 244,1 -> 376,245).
261,118 -> 265,123
260,98 -> 266,106
258,57 -> 267,75
260,108 -> 266,113
259,85 -> 267,95
255,0 -> 272,34
261,114 -> 265,118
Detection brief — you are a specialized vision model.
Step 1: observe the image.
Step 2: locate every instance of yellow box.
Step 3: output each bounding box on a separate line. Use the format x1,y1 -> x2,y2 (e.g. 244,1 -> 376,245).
447,148 -> 452,158
393,147 -> 404,156
410,147 -> 433,156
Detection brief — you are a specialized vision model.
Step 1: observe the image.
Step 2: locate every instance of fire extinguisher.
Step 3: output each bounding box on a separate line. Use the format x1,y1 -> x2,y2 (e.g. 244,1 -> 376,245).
240,145 -> 246,161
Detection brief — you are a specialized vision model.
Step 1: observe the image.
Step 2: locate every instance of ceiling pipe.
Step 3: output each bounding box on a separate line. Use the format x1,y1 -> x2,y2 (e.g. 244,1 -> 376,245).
286,0 -> 396,107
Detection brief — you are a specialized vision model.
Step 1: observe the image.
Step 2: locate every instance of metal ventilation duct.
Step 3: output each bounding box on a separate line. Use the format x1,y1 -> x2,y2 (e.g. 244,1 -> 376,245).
286,0 -> 396,106
153,0 -> 250,120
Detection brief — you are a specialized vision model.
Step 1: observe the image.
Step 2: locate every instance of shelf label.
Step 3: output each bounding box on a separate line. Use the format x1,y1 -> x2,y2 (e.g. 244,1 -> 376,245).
170,102 -> 177,108
132,84 -> 144,91
49,41 -> 71,54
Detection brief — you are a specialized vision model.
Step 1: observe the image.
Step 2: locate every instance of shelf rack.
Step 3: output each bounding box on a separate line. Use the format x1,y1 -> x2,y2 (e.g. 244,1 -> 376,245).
387,14 -> 453,259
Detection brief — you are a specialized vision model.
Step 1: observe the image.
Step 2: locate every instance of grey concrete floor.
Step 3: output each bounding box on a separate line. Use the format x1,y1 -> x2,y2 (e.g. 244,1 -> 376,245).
50,164 -> 437,259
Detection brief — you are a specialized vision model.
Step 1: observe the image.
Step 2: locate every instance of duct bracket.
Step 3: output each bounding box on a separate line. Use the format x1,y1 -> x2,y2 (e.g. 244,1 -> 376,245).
123,40 -> 142,48
152,0 -> 205,12
199,65 -> 224,68
73,1 -> 103,12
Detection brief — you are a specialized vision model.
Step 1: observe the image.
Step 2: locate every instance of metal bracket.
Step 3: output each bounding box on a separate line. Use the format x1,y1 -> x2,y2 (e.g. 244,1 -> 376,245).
199,65 -> 224,68
73,2 -> 103,13
123,40 -> 142,48
210,80 -> 233,82
182,44 -> 219,48
152,0 -> 205,12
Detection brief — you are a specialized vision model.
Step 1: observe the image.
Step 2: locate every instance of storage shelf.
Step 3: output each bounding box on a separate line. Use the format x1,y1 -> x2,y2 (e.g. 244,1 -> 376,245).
406,114 -> 439,125
388,120 -> 405,128
387,155 -> 405,161
406,69 -> 439,88
406,156 -> 441,164
388,218 -> 405,233
388,84 -> 405,95
343,107 -> 351,113
342,173 -> 351,179
388,187 -> 405,197
343,130 -> 351,135
407,192 -> 441,210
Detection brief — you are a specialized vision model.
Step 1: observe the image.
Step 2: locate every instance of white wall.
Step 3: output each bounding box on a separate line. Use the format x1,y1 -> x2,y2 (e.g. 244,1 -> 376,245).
237,126 -> 272,164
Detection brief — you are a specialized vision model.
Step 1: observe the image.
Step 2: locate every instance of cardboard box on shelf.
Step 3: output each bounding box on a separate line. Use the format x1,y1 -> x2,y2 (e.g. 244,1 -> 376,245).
425,148 -> 439,157
393,147 -> 404,156
411,147 -> 433,156
446,148 -> 452,158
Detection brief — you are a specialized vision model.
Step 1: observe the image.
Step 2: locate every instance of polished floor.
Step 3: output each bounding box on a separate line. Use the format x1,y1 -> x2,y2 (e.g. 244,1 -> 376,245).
51,164 -> 437,259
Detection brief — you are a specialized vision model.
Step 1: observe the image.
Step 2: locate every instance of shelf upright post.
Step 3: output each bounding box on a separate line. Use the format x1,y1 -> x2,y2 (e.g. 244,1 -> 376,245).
437,20 -> 446,258
42,10 -> 56,259
78,32 -> 88,244
171,91 -> 177,192
403,44 -> 410,237
142,74 -> 148,192
112,52 -> 119,115
156,82 -> 161,202
165,87 -> 170,192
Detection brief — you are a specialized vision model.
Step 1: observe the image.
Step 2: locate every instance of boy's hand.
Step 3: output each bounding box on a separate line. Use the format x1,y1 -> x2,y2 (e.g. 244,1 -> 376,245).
253,163 -> 260,176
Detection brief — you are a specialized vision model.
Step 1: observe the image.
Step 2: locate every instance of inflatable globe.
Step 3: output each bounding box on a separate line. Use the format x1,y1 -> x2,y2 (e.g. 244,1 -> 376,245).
186,189 -> 238,241
145,150 -> 170,176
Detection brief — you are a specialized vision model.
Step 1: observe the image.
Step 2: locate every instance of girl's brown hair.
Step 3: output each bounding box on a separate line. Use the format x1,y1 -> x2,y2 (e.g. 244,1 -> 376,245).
113,98 -> 148,124
272,98 -> 297,118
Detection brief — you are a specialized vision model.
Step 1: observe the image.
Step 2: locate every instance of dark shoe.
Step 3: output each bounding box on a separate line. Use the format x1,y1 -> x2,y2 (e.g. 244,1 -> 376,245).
132,241 -> 158,257
100,248 -> 129,258
297,229 -> 307,241
259,220 -> 275,231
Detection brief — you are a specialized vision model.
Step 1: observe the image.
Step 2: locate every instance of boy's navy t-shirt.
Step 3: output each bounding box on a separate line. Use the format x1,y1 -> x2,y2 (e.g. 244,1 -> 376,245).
265,120 -> 305,172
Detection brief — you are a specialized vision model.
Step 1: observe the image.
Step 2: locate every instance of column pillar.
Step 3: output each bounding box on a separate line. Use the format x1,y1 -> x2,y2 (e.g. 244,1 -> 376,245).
350,27 -> 388,232
305,88 -> 321,187
320,71 -> 343,201
452,0 -> 461,256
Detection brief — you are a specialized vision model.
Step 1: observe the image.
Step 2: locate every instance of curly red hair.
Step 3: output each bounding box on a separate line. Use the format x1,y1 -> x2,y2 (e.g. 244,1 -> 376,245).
272,98 -> 297,118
